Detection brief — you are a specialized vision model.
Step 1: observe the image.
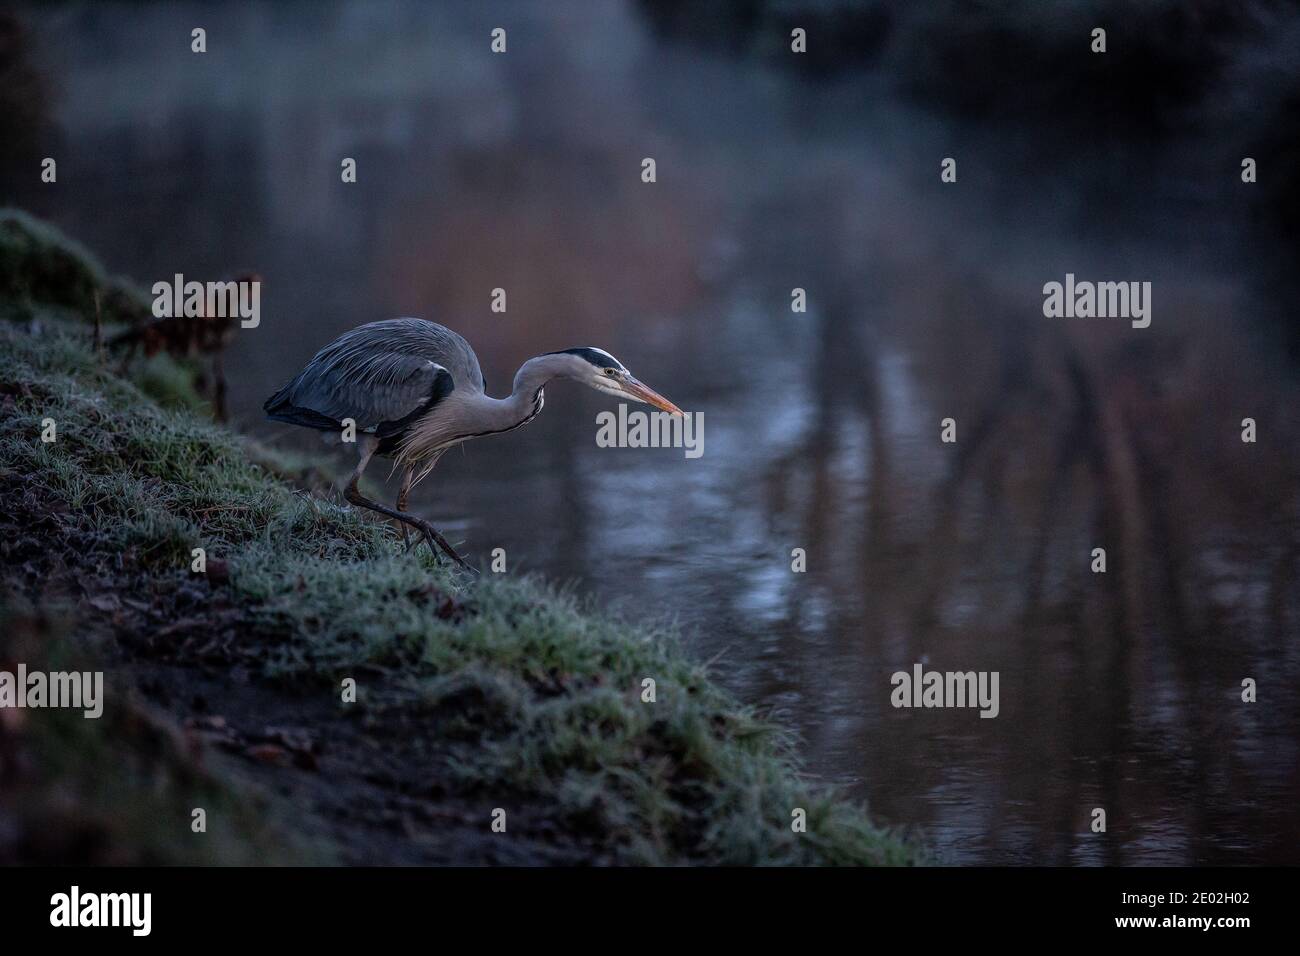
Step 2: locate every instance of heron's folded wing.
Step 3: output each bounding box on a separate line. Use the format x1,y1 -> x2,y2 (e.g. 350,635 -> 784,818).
285,352 -> 454,435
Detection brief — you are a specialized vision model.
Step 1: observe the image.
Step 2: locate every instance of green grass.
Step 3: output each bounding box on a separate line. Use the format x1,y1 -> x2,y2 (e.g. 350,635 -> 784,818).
0,212 -> 917,865
0,207 -> 151,326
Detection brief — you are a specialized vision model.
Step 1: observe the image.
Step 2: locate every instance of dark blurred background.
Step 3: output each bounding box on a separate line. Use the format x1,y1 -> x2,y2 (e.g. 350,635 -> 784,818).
3,0 -> 1298,864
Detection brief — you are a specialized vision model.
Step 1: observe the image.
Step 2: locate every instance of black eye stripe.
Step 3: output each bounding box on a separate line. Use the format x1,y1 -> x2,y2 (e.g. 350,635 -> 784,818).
545,347 -> 624,371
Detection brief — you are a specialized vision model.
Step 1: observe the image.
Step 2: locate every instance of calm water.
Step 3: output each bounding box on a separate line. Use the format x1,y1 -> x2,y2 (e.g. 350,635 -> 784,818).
10,0 -> 1299,864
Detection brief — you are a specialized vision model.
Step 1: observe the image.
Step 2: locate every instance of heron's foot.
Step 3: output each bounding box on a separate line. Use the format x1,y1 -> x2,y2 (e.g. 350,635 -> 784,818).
342,483 -> 473,572
412,518 -> 475,573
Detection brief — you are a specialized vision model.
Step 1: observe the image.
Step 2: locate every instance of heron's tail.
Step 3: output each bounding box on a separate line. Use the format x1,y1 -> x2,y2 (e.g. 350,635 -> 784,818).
263,383 -> 341,430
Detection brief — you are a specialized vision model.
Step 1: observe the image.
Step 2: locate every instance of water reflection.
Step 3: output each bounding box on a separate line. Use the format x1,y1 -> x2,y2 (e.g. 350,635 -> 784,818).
8,0 -> 1298,864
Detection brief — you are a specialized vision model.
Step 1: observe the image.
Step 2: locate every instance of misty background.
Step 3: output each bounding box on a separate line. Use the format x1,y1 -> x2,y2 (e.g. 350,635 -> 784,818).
3,0 -> 1298,863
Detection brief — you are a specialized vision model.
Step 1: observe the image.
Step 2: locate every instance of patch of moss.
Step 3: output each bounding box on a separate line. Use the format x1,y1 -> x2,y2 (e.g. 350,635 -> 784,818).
0,207 -> 151,326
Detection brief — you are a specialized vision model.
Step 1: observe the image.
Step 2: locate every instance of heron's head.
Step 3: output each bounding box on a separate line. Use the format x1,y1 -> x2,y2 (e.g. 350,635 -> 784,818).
547,347 -> 685,416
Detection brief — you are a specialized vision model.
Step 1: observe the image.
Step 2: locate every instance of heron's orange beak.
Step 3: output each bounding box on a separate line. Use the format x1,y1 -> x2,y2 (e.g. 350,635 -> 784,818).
622,377 -> 685,416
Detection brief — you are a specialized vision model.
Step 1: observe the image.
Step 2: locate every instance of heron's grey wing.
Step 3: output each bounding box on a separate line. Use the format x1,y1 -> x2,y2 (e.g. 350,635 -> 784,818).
266,350 -> 454,436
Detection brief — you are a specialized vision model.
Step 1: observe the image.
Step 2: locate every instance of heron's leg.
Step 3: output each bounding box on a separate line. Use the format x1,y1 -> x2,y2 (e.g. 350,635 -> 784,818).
343,440 -> 472,571
395,467 -> 415,551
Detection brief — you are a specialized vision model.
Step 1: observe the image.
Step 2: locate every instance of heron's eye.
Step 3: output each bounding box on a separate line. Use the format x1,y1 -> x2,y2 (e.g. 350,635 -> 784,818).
603,368 -> 618,376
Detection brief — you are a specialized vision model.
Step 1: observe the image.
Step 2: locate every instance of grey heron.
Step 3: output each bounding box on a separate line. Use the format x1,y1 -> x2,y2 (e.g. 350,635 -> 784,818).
264,318 -> 684,569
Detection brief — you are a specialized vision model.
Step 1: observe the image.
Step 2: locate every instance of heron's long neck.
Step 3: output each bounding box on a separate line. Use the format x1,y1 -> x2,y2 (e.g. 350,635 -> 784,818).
479,353 -> 570,432
512,353 -> 570,401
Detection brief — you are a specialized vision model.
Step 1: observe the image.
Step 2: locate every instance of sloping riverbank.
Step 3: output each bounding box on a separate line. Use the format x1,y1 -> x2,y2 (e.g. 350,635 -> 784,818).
0,210 -> 916,865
